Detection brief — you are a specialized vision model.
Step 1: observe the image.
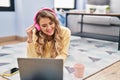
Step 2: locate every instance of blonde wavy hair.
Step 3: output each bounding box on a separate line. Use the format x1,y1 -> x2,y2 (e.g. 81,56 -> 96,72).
35,10 -> 63,58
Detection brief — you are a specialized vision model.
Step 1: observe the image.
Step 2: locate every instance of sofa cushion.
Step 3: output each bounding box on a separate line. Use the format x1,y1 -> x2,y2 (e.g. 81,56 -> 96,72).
110,17 -> 120,26
83,15 -> 111,25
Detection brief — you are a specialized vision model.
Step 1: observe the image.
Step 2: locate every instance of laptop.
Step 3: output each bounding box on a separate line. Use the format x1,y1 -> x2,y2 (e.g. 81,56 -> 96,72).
17,58 -> 63,80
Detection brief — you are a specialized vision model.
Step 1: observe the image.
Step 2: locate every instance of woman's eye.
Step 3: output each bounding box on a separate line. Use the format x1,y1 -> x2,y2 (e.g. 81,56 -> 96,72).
49,22 -> 53,25
42,24 -> 47,27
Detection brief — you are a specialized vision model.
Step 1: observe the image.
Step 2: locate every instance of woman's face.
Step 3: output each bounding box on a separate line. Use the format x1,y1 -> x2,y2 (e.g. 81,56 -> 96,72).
39,17 -> 55,36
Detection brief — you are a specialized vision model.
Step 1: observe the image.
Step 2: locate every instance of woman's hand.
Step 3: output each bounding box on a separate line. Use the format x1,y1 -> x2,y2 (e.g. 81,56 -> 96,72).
26,25 -> 34,43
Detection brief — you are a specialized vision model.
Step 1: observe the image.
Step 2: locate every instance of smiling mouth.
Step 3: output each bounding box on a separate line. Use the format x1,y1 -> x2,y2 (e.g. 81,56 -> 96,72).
47,29 -> 53,33
47,31 -> 52,34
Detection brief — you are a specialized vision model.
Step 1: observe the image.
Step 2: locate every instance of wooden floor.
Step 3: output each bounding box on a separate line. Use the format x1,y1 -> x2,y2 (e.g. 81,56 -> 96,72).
84,60 -> 120,80
0,40 -> 120,80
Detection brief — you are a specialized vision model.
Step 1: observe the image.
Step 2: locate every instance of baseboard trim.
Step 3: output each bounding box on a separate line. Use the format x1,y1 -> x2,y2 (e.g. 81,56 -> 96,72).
16,36 -> 27,42
0,36 -> 27,43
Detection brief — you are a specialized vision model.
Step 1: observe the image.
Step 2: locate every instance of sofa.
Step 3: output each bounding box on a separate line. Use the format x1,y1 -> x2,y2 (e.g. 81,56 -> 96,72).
67,0 -> 120,41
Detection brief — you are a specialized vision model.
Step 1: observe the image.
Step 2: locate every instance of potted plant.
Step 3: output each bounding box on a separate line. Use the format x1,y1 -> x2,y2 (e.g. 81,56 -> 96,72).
106,6 -> 110,13
89,8 -> 96,13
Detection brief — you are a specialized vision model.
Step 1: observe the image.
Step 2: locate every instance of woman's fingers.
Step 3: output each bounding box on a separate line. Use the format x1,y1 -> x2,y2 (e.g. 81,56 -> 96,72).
26,25 -> 34,32
27,25 -> 34,31
26,25 -> 35,40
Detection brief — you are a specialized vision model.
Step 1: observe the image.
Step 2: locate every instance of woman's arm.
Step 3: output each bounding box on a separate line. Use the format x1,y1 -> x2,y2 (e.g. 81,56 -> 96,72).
27,42 -> 38,58
26,26 -> 39,58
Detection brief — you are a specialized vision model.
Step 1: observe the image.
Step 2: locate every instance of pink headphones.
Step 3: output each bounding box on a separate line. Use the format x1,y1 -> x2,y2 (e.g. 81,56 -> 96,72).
34,7 -> 56,31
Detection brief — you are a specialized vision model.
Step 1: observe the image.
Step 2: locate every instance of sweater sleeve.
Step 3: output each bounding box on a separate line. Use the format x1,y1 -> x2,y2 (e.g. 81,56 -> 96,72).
55,27 -> 71,62
27,42 -> 38,58
27,29 -> 39,58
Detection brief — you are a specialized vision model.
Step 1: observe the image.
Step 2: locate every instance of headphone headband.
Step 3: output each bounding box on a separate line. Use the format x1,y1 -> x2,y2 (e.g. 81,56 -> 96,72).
34,8 -> 56,31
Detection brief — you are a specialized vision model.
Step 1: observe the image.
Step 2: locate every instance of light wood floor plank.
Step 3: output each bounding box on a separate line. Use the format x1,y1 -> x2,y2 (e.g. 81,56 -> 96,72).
84,60 -> 120,80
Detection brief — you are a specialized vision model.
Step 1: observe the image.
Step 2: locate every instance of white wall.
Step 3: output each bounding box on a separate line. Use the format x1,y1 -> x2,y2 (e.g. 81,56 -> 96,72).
76,0 -> 86,10
0,12 -> 16,37
110,0 -> 120,13
15,0 -> 54,36
0,0 -> 54,37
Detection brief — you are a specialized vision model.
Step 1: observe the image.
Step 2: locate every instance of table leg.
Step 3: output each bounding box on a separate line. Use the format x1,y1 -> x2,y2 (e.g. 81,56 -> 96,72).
118,26 -> 120,50
117,16 -> 120,50
65,13 -> 68,27
80,15 -> 84,33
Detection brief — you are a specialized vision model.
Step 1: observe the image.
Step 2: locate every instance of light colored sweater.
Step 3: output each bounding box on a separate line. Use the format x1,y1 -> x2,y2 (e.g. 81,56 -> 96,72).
27,26 -> 71,61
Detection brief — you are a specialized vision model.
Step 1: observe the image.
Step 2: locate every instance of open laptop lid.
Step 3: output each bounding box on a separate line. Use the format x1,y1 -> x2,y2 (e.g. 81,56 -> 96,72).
17,58 -> 63,80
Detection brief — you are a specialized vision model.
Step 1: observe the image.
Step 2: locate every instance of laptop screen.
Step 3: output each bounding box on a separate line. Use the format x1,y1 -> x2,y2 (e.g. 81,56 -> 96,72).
17,58 -> 63,80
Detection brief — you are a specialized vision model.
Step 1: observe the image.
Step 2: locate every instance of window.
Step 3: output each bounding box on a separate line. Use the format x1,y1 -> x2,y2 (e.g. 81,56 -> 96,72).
54,0 -> 76,10
0,0 -> 15,11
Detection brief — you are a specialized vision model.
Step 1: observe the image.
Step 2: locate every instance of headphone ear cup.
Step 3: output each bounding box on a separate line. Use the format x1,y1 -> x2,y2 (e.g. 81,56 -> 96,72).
34,24 -> 40,31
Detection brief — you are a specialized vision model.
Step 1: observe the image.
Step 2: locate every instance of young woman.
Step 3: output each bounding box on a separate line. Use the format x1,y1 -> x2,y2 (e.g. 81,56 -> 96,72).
26,8 -> 71,61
